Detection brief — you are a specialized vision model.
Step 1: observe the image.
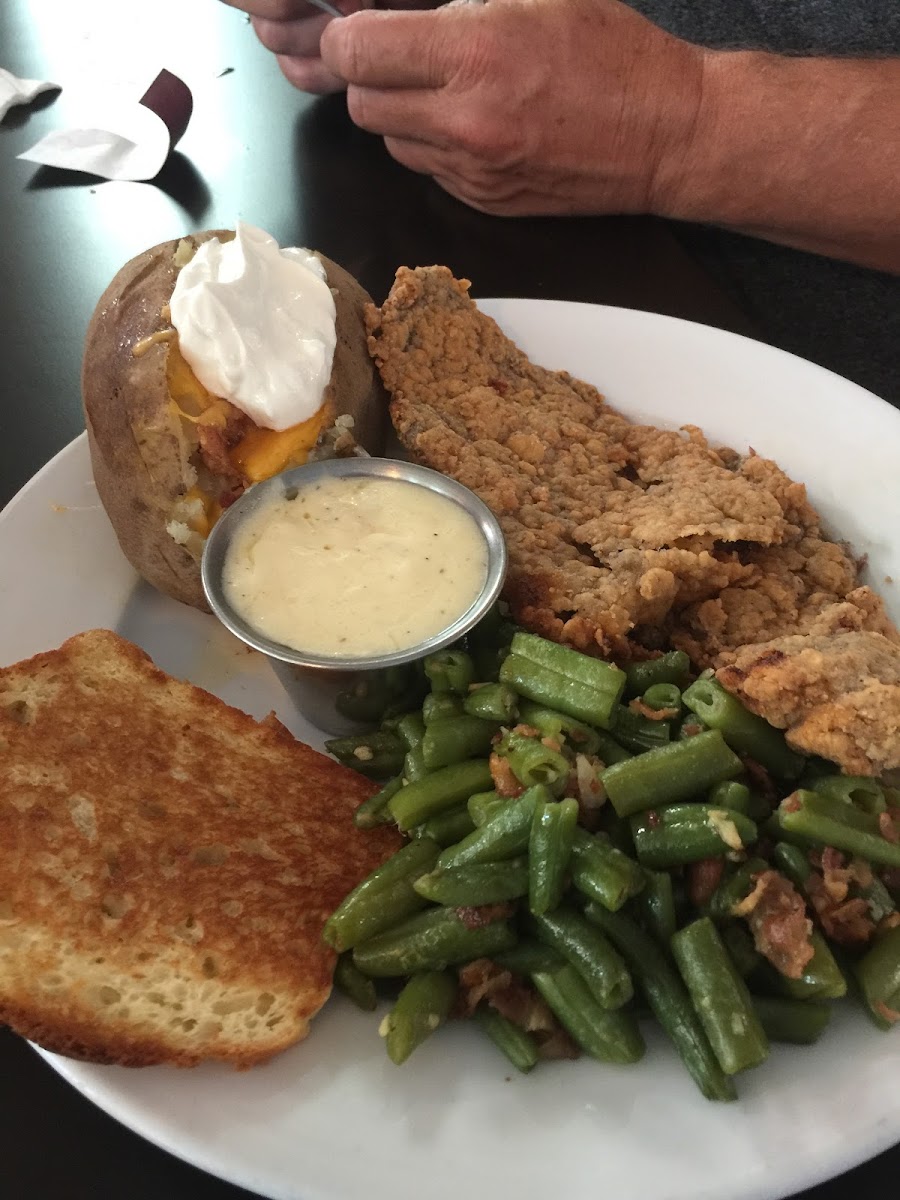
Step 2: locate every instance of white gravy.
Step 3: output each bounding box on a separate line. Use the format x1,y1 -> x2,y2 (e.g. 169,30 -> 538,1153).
222,475 -> 489,657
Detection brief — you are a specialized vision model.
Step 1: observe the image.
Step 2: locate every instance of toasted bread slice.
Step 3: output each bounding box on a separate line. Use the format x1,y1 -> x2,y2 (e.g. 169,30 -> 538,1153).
0,630 -> 400,1068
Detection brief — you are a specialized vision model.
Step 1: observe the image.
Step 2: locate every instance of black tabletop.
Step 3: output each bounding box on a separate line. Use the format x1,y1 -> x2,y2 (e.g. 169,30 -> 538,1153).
0,1 -> 896,1198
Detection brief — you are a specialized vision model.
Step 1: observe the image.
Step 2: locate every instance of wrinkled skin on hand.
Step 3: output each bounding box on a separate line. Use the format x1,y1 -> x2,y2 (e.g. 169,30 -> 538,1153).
222,0 -> 423,94
227,0 -> 704,216
319,0 -> 705,216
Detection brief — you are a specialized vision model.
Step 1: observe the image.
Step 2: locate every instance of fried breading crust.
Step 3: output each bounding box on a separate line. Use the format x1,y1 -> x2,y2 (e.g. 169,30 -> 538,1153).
717,631 -> 900,776
367,267 -> 889,667
367,267 -> 900,773
370,269 -> 795,658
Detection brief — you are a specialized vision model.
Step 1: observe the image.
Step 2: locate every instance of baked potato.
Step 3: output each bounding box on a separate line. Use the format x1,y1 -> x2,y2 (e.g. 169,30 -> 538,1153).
82,229 -> 387,609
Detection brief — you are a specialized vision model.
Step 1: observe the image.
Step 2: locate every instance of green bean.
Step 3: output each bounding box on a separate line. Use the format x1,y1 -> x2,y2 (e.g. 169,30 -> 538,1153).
473,1007 -> 539,1073
630,804 -> 758,870
416,804 -> 477,847
353,907 -> 516,977
396,711 -> 426,751
334,954 -> 378,1011
593,730 -> 634,766
791,931 -> 848,1001
858,873 -> 896,923
467,790 -> 503,827
778,790 -> 900,870
353,775 -> 403,830
531,964 -> 645,1064
812,774 -> 887,814
495,939 -> 566,975
602,730 -> 743,819
642,683 -> 683,713
529,798 -> 579,915
403,745 -> 429,783
517,700 -> 603,756
570,827 -> 646,912
497,729 -> 571,795
624,650 -> 692,698
751,995 -> 832,1045
671,918 -> 769,1075
855,926 -> 900,1029
437,785 -> 549,869
379,712 -> 405,737
753,929 -> 847,1001
528,908 -> 633,1009
762,807 -> 812,849
389,760 -> 494,831
499,632 -> 626,729
771,842 -> 812,890
708,858 -> 769,922
421,716 -> 499,771
424,649 -> 476,695
682,678 -> 804,779
708,780 -> 752,816
609,706 -> 672,754
675,713 -> 708,740
325,731 -> 407,779
323,838 -> 441,952
584,904 -> 736,1101
382,971 -> 457,1064
464,683 -> 519,724
413,858 -> 530,906
720,922 -> 762,979
501,651 -> 613,730
596,805 -> 636,855
785,792 -> 882,834
422,692 -> 465,725
637,870 -> 677,944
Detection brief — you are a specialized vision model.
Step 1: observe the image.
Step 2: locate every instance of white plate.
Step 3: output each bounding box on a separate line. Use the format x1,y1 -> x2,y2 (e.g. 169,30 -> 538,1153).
2,300 -> 900,1200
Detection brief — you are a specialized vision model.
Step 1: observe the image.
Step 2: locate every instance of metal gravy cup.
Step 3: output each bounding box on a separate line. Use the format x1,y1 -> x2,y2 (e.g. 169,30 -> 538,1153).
201,457 -> 507,735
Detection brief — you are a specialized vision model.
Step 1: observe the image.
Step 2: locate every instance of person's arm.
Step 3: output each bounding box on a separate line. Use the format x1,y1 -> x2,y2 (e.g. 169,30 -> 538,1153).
315,0 -> 899,274
660,51 -> 900,273
227,0 -> 900,274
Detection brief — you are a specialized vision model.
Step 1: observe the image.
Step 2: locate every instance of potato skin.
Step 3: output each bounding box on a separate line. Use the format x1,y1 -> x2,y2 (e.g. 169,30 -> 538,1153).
82,231 -> 388,609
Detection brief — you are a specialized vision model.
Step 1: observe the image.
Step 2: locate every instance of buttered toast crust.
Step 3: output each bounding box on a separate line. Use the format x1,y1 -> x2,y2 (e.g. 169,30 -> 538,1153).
0,630 -> 400,1067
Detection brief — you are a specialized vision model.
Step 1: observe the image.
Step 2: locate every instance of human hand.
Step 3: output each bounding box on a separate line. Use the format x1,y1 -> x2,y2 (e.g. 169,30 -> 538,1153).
318,0 -> 707,216
221,0 -> 440,94
221,0 -> 374,94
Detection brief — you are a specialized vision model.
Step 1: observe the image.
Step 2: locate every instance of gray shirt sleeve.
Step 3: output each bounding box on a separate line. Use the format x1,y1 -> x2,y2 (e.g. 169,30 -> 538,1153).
622,0 -> 900,402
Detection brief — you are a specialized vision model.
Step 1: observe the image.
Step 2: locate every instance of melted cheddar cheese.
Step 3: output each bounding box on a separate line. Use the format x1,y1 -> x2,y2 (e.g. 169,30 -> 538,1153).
165,335 -> 328,538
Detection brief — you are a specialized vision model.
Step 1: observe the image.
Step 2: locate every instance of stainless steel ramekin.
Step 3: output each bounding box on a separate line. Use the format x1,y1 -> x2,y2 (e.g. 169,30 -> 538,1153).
201,457 -> 507,735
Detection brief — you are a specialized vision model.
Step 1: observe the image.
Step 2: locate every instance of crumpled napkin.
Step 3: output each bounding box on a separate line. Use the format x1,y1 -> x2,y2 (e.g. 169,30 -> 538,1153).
0,68 -> 60,121
17,69 -> 192,182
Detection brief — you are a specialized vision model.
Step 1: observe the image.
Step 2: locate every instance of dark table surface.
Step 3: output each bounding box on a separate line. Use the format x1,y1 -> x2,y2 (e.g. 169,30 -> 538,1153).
0,1 -> 896,1198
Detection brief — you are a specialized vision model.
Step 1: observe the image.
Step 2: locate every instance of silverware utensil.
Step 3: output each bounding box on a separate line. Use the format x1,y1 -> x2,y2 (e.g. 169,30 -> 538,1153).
308,0 -> 343,17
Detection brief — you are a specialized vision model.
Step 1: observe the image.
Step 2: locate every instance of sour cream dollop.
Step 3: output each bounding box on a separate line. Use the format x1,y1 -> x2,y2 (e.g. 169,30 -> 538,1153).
169,222 -> 337,431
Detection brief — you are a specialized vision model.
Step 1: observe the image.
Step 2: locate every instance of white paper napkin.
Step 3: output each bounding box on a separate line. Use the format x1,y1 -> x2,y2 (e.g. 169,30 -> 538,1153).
16,69 -> 192,182
0,68 -> 60,121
